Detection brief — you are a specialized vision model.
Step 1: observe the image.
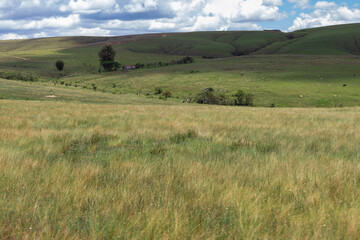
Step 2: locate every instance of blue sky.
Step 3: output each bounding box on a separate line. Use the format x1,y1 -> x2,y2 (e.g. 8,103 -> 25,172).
0,0 -> 360,39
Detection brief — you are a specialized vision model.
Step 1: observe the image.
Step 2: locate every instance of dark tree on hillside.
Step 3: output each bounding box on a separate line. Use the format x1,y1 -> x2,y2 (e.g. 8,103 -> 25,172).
98,45 -> 117,71
55,60 -> 64,71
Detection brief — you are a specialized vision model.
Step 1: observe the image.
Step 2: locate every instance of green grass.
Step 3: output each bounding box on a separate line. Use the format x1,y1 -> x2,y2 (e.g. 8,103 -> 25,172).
0,78 -> 179,105
53,55 -> 360,107
0,24 -> 360,239
0,24 -> 360,108
0,100 -> 359,239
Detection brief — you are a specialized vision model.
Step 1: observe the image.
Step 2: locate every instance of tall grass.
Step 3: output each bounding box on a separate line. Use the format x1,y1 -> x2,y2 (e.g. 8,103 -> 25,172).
0,100 -> 359,239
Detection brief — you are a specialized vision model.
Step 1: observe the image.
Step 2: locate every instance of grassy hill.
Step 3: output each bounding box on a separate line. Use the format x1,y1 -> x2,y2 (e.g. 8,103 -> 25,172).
0,23 -> 359,107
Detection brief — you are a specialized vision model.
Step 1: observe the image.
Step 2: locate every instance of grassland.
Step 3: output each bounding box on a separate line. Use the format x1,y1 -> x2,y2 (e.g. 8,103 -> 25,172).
0,100 -> 359,239
0,24 -> 359,239
1,24 -> 360,107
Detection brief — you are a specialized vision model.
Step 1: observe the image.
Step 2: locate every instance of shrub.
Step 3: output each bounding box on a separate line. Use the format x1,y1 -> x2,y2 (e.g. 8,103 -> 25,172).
195,88 -> 227,105
182,56 -> 195,64
162,91 -> 172,99
55,60 -> 64,71
0,71 -> 38,82
233,90 -> 245,106
135,63 -> 145,69
245,94 -> 254,106
154,87 -> 163,95
194,88 -> 254,106
101,61 -> 120,71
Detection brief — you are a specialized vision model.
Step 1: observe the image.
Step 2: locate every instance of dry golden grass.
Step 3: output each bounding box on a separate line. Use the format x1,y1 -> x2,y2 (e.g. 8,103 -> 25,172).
0,100 -> 359,239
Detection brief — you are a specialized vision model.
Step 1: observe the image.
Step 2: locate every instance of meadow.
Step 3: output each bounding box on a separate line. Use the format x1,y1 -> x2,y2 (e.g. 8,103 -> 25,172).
0,24 -> 360,239
1,24 -> 360,107
0,100 -> 359,239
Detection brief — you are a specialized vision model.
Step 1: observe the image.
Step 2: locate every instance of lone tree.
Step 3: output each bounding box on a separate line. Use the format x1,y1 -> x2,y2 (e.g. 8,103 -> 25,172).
98,45 -> 119,71
55,60 -> 64,71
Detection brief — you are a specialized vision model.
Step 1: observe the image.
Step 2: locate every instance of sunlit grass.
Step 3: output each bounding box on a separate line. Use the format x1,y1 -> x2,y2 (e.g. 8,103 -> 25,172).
0,100 -> 359,239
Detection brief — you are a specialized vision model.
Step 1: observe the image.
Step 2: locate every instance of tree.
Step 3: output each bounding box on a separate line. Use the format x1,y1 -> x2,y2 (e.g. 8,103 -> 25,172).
98,45 -> 118,71
55,60 -> 64,71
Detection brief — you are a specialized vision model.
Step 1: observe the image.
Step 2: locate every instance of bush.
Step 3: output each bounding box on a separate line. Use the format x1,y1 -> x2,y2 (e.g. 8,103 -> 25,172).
194,88 -> 254,106
154,87 -> 163,95
245,94 -> 254,106
182,56 -> 195,64
135,63 -> 145,69
195,88 -> 228,105
55,60 -> 64,71
162,91 -> 172,99
233,90 -> 245,106
0,71 -> 38,82
101,61 -> 120,71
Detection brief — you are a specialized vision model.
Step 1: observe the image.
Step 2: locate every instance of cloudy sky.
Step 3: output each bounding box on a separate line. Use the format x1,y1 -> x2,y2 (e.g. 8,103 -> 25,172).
0,0 -> 359,40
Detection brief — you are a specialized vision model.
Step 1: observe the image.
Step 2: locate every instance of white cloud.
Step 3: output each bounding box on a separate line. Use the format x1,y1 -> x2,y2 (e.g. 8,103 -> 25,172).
287,0 -> 310,9
288,6 -> 360,31
314,1 -> 338,10
123,0 -> 158,13
0,14 -> 80,30
66,27 -> 111,36
233,0 -> 286,22
60,0 -> 117,14
0,33 -> 27,40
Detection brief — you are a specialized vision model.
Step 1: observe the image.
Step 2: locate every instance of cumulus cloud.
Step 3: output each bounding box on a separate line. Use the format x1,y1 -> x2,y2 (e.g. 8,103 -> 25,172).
288,5 -> 360,31
314,1 -> 338,10
287,0 -> 310,9
0,0 -> 358,39
0,33 -> 27,40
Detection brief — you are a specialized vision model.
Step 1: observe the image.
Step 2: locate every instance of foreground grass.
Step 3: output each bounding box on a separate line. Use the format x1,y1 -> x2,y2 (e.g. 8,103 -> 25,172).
0,100 -> 359,239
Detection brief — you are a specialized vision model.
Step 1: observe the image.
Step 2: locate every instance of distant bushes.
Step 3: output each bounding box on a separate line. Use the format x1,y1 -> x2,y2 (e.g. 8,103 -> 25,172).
188,88 -> 254,106
125,56 -> 195,71
0,71 -> 38,82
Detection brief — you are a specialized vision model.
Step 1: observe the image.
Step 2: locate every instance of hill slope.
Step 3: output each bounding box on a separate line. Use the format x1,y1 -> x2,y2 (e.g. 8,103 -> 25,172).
0,23 -> 360,108
1,23 -> 360,60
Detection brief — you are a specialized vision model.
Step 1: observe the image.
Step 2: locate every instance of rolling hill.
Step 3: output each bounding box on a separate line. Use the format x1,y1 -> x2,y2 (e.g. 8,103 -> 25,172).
0,23 -> 359,107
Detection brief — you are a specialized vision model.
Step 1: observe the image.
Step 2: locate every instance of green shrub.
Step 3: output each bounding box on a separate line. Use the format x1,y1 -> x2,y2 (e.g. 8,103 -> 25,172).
154,87 -> 163,94
234,90 -> 245,106
194,88 -> 254,106
0,71 -> 38,82
245,94 -> 254,106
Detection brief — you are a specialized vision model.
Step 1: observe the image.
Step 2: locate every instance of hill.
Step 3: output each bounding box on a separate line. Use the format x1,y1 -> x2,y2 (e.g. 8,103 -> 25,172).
0,23 -> 359,107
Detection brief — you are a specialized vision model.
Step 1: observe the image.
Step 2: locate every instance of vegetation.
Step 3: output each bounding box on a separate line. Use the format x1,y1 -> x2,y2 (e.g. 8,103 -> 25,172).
0,23 -> 360,239
1,25 -> 360,107
0,100 -> 359,239
55,60 -> 64,71
98,45 -> 120,71
0,71 -> 38,82
193,88 -> 254,106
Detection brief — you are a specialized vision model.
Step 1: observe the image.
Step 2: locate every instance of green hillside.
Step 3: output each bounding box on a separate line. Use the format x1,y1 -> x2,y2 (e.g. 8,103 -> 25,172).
0,23 -> 360,107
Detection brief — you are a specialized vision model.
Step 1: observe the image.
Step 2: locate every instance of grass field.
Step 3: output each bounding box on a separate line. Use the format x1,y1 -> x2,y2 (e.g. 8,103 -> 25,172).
0,100 -> 359,239
0,24 -> 360,107
0,24 -> 359,239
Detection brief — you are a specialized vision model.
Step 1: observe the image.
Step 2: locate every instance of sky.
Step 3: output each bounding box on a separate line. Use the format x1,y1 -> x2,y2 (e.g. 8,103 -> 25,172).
0,0 -> 359,40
